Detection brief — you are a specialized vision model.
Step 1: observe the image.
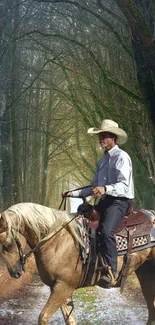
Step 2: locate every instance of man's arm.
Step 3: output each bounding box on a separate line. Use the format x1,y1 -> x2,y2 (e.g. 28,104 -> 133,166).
105,155 -> 133,197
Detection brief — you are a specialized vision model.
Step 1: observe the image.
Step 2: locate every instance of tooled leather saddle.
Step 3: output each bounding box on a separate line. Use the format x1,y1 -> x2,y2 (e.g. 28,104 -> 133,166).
114,203 -> 152,238
88,203 -> 152,244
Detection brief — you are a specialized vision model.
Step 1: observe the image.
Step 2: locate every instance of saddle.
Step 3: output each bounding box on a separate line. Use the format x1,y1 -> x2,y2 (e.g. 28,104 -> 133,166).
114,203 -> 152,238
88,203 -> 152,238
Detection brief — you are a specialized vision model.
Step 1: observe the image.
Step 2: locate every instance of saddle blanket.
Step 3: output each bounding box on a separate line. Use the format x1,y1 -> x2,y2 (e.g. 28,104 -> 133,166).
76,209 -> 155,257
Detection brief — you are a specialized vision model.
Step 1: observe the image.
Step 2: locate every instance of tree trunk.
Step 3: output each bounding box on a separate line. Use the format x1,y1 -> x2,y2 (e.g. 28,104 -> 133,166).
114,0 -> 155,128
9,0 -> 22,203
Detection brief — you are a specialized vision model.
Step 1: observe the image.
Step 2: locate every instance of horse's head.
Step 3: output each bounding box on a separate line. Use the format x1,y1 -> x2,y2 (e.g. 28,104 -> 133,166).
0,212 -> 27,278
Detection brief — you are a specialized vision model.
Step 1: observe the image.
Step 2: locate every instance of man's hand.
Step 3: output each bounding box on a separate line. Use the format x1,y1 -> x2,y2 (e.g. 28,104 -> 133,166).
62,191 -> 72,198
92,186 -> 105,197
67,192 -> 73,197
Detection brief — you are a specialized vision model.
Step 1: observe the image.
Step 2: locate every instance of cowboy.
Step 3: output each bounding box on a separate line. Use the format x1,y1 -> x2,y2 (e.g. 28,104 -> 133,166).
66,119 -> 134,286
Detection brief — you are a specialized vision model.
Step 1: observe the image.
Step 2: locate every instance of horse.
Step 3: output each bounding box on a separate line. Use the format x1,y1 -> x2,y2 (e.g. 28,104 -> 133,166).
0,202 -> 155,325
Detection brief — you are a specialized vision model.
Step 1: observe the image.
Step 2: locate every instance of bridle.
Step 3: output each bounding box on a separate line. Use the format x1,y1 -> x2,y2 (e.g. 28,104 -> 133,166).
0,228 -> 26,272
14,234 -> 26,272
12,231 -> 42,270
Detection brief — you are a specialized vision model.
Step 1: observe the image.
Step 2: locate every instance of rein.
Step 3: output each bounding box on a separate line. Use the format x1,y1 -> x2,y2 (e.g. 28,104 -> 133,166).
15,187 -> 92,269
19,198 -> 90,264
22,212 -> 79,260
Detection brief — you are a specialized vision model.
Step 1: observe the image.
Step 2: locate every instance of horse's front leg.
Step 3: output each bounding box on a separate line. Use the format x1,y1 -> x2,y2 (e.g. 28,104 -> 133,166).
38,282 -> 75,325
136,260 -> 155,325
61,297 -> 76,325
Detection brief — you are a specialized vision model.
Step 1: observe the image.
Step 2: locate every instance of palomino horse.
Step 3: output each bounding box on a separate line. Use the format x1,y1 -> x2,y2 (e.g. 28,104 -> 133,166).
0,202 -> 155,324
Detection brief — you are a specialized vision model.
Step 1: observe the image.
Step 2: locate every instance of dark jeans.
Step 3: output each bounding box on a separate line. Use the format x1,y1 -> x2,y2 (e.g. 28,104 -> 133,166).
95,195 -> 129,273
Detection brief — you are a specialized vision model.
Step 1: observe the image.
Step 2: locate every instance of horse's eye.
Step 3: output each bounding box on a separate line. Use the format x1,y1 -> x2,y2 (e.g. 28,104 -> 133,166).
3,242 -> 14,251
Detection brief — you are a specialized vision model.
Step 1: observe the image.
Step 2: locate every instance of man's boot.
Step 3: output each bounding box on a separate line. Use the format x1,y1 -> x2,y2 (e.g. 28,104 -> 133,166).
98,267 -> 117,288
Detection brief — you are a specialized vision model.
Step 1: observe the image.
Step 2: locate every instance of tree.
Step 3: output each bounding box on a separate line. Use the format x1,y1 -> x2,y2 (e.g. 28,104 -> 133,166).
1,0 -> 155,209
113,0 -> 155,128
33,0 -> 155,208
35,0 -> 155,126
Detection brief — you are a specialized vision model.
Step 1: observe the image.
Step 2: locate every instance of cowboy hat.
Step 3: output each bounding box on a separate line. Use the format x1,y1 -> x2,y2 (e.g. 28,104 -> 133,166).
87,119 -> 127,145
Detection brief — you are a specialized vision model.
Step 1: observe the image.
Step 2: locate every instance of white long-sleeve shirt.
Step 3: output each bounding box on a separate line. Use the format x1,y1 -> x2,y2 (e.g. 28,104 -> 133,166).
72,145 -> 134,199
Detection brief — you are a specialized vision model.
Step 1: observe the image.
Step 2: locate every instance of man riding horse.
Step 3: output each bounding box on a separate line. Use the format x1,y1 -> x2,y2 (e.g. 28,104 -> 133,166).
66,119 -> 134,286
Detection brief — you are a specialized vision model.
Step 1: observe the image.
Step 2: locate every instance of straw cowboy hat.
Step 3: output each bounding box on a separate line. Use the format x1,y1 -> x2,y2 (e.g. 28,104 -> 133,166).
87,119 -> 127,145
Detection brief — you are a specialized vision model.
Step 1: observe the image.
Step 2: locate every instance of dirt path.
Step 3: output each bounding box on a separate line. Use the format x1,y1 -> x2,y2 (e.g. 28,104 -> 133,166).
0,273 -> 148,325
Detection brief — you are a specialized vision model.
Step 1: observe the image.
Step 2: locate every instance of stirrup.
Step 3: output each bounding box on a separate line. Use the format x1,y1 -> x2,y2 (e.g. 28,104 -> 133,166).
107,266 -> 117,286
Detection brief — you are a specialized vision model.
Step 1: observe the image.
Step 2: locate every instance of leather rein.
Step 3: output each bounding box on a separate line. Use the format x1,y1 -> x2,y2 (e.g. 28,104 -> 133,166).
13,199 -> 90,269
2,186 -> 91,271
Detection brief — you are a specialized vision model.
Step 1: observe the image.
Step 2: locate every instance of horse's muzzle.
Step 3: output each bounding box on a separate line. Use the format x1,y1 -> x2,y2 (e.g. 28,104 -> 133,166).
9,269 -> 24,279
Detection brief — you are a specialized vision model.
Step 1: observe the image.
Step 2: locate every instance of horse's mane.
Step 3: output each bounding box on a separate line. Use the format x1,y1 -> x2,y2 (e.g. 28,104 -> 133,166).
4,202 -> 84,246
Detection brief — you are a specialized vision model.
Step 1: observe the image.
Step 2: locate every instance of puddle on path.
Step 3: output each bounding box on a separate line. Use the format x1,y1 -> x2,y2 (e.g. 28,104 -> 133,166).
0,275 -> 148,324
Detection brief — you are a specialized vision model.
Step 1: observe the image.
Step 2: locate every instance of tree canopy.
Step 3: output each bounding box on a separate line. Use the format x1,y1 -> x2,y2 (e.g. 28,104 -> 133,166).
0,0 -> 155,209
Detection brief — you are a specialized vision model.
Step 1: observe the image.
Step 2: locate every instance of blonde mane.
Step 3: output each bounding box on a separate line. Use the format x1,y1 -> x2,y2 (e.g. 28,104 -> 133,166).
3,202 -> 84,246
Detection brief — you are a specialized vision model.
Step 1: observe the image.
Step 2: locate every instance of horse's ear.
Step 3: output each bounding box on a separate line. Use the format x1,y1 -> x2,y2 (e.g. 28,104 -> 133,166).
0,213 -> 8,231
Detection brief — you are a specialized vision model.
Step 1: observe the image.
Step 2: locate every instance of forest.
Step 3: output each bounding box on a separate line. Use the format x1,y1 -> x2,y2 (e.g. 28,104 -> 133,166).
0,0 -> 155,210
